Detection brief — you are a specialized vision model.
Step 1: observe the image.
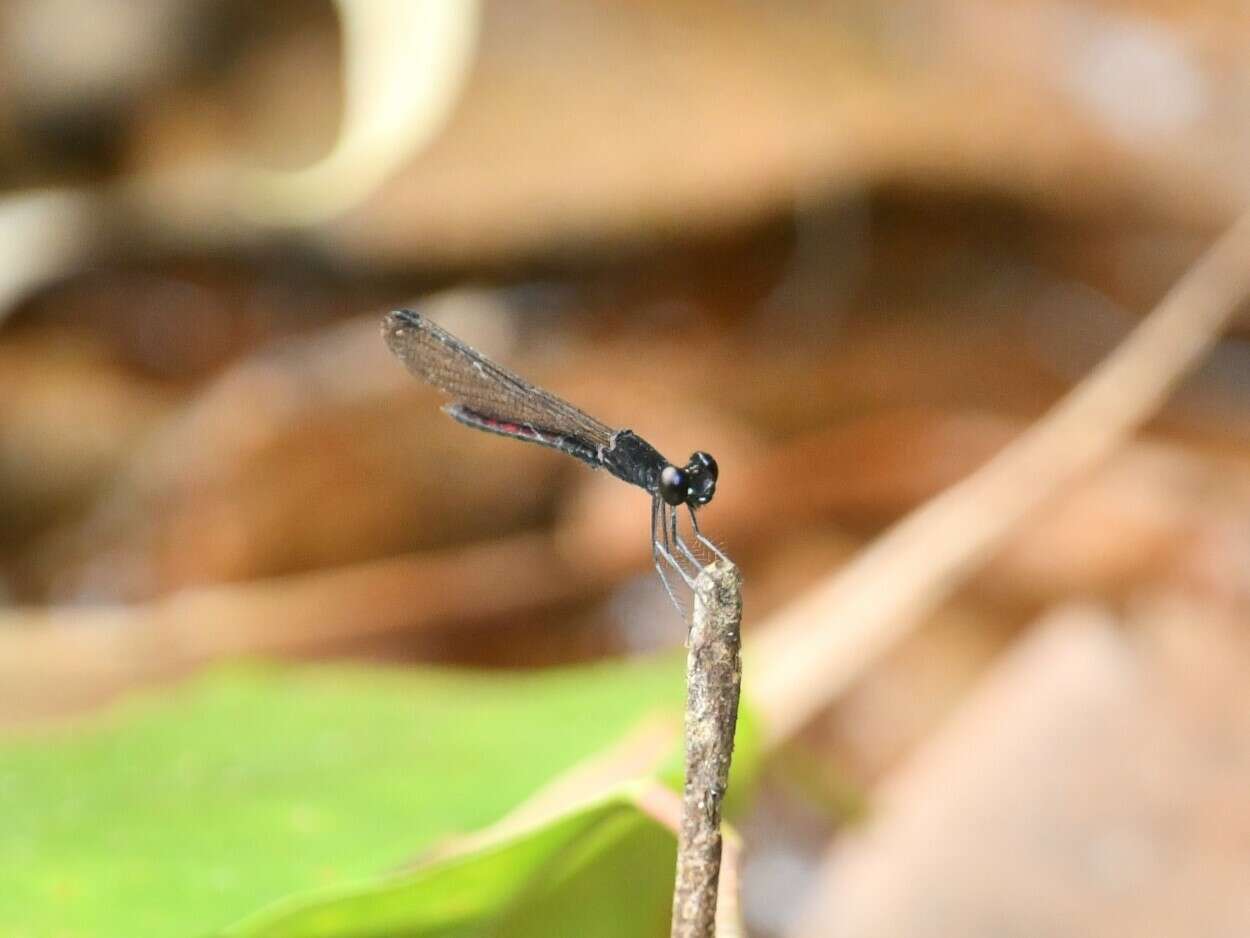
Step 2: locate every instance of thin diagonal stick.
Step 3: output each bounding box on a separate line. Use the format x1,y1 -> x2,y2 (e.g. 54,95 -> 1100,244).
750,210 -> 1250,744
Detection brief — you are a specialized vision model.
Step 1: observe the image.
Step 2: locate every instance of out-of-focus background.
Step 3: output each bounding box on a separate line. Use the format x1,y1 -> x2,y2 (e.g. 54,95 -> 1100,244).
5,1 -> 1250,936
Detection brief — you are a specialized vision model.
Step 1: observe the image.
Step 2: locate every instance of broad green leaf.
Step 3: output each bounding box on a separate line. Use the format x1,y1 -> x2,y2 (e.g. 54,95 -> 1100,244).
221,789 -> 676,938
0,657 -> 760,938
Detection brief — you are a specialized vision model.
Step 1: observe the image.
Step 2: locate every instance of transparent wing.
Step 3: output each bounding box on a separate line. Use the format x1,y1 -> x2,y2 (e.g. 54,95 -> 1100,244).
382,309 -> 617,449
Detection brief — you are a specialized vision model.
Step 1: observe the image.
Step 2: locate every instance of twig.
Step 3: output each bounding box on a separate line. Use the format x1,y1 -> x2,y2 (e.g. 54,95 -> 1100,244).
672,560 -> 744,938
749,209 -> 1250,745
712,826 -> 747,938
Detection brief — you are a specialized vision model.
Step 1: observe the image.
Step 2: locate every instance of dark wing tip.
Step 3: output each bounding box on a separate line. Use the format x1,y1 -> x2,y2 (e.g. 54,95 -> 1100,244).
382,308 -> 424,354
384,308 -> 423,332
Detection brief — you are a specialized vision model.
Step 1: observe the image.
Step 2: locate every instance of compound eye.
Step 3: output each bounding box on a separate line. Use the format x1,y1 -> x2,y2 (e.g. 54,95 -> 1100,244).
692,451 -> 718,481
659,465 -> 687,506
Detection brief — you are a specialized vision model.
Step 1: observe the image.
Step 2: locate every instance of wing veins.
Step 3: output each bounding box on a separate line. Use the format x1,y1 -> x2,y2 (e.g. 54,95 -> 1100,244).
383,310 -> 616,448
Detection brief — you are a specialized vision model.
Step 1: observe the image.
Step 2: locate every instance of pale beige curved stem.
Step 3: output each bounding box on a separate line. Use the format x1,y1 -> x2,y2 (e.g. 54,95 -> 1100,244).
243,0 -> 481,225
0,1 -> 481,318
0,189 -> 101,319
747,211 -> 1250,745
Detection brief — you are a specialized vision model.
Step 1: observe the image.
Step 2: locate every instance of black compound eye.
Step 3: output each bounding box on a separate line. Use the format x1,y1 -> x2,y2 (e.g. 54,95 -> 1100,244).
659,465 -> 687,506
692,451 -> 718,481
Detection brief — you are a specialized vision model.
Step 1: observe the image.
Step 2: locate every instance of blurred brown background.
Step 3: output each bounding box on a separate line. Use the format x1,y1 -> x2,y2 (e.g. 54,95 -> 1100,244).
4,1 -> 1250,935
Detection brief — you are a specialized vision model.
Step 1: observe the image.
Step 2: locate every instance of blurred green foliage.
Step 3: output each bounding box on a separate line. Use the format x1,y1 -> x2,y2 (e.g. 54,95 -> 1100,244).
0,657 -> 758,937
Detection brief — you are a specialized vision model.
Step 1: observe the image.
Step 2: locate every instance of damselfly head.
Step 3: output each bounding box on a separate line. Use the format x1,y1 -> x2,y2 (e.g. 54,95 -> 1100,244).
691,451 -> 717,480
685,451 -> 718,507
659,465 -> 688,506
659,452 -> 717,508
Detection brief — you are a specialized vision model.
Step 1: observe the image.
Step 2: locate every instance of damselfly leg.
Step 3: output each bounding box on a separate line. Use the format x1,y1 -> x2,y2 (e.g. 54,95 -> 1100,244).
688,506 -> 728,563
651,497 -> 731,604
652,496 -> 693,616
670,502 -> 703,572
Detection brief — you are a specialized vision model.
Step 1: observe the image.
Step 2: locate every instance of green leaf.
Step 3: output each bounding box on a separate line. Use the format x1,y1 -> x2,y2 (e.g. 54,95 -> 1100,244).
220,789 -> 676,938
0,657 -> 759,938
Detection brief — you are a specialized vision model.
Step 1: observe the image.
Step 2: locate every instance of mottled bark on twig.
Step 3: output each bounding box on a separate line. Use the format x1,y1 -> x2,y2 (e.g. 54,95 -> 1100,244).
671,560 -> 743,938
